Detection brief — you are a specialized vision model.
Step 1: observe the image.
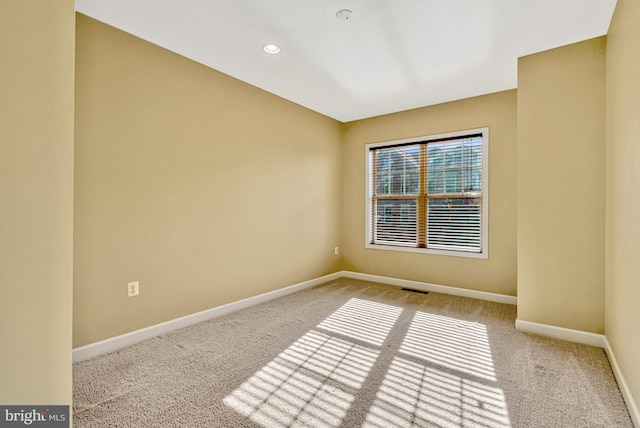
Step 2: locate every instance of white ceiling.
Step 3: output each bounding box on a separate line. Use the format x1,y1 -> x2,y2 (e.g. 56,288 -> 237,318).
75,0 -> 617,122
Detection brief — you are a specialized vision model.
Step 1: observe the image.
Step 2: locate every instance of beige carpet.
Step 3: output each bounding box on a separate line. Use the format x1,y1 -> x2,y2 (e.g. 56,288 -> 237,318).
73,278 -> 633,427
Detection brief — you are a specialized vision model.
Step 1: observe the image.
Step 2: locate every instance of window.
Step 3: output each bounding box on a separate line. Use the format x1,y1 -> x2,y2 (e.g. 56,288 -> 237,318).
366,128 -> 488,258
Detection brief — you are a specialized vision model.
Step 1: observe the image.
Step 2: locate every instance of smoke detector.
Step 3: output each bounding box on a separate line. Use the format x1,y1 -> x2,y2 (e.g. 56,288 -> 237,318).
336,9 -> 353,21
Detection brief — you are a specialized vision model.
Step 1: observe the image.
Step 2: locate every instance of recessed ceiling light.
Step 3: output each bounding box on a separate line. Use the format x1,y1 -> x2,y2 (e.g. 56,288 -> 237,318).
262,44 -> 281,55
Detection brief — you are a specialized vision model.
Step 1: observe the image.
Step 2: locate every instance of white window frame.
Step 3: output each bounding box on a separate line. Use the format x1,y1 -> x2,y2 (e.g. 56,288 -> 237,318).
365,127 -> 489,259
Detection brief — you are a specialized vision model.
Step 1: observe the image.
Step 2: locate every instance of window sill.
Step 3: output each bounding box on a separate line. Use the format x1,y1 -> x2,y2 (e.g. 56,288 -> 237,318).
365,242 -> 488,259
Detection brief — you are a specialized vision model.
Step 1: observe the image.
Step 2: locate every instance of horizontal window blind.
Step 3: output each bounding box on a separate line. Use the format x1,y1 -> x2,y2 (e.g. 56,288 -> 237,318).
368,132 -> 485,254
427,197 -> 481,252
370,145 -> 421,247
374,199 -> 418,245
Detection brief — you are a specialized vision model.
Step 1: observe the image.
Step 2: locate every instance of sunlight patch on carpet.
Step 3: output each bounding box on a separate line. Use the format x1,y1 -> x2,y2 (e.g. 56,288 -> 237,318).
363,357 -> 510,428
401,312 -> 497,381
316,298 -> 403,346
223,298 -> 402,427
364,311 -> 511,428
223,357 -> 355,428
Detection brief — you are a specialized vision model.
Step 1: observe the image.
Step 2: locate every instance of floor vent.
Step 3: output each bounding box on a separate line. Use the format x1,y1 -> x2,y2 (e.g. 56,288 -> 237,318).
401,288 -> 429,295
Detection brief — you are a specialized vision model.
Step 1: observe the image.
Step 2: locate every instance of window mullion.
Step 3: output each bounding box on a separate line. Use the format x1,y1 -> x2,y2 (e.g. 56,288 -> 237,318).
418,144 -> 427,248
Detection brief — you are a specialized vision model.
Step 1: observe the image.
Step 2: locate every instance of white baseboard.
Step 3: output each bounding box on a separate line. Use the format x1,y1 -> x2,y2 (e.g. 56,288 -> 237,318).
342,271 -> 518,305
515,319 -> 606,348
603,337 -> 640,428
72,271 -> 342,363
74,270 -> 638,426
514,320 -> 638,426
74,270 -> 516,362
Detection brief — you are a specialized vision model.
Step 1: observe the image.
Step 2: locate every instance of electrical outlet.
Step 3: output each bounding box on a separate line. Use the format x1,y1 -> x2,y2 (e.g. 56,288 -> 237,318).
128,281 -> 139,297
334,246 -> 339,256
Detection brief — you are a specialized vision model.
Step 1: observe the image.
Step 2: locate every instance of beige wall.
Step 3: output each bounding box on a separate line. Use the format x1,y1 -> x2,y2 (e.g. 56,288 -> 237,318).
517,37 -> 606,333
0,0 -> 75,404
606,0 -> 640,415
2,0 -> 636,416
74,15 -> 343,347
341,91 -> 517,296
